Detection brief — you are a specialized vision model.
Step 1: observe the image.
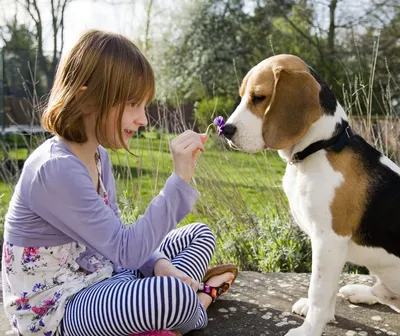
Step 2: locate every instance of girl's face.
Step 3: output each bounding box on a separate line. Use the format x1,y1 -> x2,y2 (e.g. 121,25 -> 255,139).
106,101 -> 148,148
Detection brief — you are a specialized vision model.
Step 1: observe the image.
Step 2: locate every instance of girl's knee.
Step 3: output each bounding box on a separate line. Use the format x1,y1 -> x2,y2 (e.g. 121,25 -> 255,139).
191,223 -> 216,247
200,223 -> 216,253
165,276 -> 199,307
163,276 -> 199,327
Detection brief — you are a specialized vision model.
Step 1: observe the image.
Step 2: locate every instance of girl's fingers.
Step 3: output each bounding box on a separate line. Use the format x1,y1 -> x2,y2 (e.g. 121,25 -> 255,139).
172,131 -> 206,148
200,134 -> 208,144
177,136 -> 205,153
184,141 -> 205,154
172,130 -> 198,144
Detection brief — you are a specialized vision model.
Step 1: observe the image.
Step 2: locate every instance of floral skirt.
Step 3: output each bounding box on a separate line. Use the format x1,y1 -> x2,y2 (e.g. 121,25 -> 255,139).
2,241 -> 113,335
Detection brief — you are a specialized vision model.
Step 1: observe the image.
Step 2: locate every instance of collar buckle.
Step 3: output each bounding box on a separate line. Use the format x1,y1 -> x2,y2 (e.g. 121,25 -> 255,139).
289,158 -> 301,165
288,154 -> 302,165
345,126 -> 352,138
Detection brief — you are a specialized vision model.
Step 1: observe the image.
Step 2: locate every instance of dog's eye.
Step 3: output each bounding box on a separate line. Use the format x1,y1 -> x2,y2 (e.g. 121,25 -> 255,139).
252,95 -> 266,105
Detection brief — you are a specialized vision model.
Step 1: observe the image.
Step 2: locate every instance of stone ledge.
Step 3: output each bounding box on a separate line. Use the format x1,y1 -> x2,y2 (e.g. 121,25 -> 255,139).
188,272 -> 399,336
1,272 -> 399,335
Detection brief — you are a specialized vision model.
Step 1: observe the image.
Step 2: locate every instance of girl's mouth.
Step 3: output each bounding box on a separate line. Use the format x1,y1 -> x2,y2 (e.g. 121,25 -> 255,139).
124,129 -> 133,138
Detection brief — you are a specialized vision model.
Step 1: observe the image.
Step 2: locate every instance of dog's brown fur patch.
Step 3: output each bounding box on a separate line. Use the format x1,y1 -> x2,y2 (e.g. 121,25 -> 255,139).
239,54 -> 322,150
262,68 -> 321,149
240,55 -> 313,120
327,149 -> 369,238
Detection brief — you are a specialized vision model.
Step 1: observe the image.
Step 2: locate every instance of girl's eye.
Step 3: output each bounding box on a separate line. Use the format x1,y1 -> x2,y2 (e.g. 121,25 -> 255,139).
127,102 -> 135,107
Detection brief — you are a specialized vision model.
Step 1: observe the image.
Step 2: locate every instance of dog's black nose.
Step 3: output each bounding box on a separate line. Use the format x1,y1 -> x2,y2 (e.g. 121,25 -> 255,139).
223,124 -> 237,140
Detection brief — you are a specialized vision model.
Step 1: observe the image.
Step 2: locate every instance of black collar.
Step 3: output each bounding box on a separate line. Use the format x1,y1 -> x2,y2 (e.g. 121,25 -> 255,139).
290,121 -> 355,164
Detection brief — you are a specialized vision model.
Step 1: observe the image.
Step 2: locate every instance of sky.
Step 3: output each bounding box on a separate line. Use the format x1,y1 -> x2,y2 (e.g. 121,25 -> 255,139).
62,0 -> 149,53
0,0 -> 389,56
0,0 -> 180,55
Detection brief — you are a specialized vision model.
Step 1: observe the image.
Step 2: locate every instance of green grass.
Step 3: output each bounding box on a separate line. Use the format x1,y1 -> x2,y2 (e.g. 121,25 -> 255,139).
98,133 -> 309,272
108,135 -> 286,214
0,182 -> 13,200
1,148 -> 30,161
1,132 -> 308,272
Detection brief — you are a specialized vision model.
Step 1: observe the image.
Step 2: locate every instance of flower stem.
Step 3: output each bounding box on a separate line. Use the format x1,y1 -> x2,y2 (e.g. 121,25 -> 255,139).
205,123 -> 214,135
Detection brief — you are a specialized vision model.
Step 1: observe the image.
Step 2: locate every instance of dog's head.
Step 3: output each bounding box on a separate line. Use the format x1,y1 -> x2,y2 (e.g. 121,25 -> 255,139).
224,54 -> 326,153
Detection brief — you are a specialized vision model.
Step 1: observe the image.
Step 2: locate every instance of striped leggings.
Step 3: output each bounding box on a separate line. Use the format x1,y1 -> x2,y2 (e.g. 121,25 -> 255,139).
59,223 -> 216,336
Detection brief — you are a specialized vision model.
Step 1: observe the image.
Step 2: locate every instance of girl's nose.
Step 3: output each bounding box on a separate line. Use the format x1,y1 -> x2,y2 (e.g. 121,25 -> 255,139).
136,107 -> 148,127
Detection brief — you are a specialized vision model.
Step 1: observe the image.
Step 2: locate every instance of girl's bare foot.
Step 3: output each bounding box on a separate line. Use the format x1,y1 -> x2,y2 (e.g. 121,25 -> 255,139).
197,272 -> 235,310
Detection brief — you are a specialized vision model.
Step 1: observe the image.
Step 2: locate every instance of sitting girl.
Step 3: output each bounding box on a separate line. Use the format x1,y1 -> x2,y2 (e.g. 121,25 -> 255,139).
2,29 -> 237,336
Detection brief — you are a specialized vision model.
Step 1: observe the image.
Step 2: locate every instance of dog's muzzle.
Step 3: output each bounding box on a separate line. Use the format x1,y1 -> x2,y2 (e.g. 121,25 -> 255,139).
222,124 -> 237,140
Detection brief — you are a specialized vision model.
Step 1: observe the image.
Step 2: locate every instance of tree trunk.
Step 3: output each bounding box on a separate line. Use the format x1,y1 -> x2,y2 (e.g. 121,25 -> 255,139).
326,0 -> 338,85
24,0 -> 70,91
144,0 -> 154,53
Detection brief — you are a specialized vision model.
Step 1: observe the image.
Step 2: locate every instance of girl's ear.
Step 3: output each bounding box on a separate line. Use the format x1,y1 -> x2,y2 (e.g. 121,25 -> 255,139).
76,86 -> 91,115
76,86 -> 88,99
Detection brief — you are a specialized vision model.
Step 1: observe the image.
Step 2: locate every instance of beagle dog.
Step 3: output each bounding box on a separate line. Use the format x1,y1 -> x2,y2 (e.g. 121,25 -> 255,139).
223,54 -> 400,336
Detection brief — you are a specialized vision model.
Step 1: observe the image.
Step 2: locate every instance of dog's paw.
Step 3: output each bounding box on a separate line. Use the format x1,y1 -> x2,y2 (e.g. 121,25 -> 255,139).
339,284 -> 379,305
372,284 -> 400,313
292,298 -> 336,322
292,298 -> 309,317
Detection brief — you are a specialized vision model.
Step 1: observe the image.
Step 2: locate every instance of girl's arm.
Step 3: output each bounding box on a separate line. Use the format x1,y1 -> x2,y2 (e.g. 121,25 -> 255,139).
99,147 -> 170,276
29,155 -> 199,272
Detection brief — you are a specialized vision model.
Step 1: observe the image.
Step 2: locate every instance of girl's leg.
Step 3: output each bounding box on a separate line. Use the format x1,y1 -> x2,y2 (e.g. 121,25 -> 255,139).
158,223 -> 216,283
59,270 -> 201,336
158,223 -> 216,331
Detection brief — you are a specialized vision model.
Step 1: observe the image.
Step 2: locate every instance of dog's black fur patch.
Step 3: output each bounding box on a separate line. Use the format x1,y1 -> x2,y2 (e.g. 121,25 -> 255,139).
308,66 -> 337,116
345,136 -> 400,258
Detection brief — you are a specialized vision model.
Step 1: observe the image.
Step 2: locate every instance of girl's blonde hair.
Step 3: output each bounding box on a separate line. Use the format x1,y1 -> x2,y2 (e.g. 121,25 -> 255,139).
41,29 -> 155,150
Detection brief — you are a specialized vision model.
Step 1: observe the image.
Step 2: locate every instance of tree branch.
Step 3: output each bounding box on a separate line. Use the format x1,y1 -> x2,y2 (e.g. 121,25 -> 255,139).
272,0 -> 327,66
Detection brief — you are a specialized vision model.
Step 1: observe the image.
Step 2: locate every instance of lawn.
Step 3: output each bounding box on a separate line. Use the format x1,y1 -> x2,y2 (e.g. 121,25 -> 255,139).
1,133 -> 285,211
108,134 -> 287,215
1,132 -> 312,273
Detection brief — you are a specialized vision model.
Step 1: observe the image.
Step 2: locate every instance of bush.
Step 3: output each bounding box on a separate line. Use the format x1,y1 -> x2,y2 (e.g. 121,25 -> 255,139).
210,207 -> 313,273
194,96 -> 236,131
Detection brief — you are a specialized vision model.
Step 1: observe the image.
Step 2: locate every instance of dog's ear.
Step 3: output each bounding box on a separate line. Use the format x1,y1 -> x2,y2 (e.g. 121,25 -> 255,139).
262,66 -> 321,150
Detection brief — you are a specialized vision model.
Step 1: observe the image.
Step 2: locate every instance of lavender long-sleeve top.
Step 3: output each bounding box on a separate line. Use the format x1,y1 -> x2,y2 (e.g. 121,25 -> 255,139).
3,137 -> 200,276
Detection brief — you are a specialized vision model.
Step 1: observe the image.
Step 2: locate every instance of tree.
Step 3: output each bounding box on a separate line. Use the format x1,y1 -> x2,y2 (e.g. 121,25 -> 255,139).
20,0 -> 71,90
261,0 -> 400,112
345,2 -> 400,116
165,0 -> 259,101
158,0 -> 399,115
0,17 -> 46,97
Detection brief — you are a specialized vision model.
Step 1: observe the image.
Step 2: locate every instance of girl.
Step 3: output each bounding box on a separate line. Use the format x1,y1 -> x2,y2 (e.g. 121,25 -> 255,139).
1,29 -> 237,336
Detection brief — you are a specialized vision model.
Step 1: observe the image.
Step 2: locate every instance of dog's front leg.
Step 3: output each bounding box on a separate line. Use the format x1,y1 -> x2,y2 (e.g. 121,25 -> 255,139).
285,233 -> 349,336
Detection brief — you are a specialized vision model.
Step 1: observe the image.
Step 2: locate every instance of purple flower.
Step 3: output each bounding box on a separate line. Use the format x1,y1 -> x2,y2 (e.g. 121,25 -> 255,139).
44,332 -> 53,336
213,116 -> 225,136
32,283 -> 46,292
22,247 -> 40,264
29,325 -> 39,332
15,292 -> 31,310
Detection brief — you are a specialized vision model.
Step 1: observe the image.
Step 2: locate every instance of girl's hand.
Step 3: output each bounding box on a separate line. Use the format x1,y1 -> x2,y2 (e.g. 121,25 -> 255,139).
154,258 -> 199,292
170,130 -> 208,183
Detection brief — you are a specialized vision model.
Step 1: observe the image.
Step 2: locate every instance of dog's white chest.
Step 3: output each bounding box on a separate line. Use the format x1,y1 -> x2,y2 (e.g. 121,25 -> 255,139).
281,151 -> 344,236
